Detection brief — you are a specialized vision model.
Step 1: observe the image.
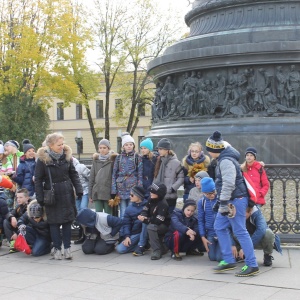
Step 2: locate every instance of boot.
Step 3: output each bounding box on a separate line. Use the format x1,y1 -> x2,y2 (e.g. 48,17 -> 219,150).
64,248 -> 73,260
74,226 -> 86,245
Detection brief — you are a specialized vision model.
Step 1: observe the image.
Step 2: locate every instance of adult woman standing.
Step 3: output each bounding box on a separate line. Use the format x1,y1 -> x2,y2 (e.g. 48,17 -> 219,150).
89,139 -> 117,215
35,133 -> 82,260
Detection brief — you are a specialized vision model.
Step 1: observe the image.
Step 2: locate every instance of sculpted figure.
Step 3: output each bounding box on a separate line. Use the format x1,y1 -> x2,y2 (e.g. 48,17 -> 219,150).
275,66 -> 288,106
287,65 -> 300,109
161,76 -> 175,115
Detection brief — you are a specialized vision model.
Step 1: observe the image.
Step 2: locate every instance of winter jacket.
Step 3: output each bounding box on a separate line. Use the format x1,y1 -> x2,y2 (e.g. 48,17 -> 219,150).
153,154 -> 184,206
165,208 -> 199,240
242,161 -> 269,206
72,157 -> 90,195
111,151 -> 143,200
121,199 -> 148,238
197,195 -> 218,238
1,151 -> 23,173
142,154 -> 157,198
34,145 -> 82,224
215,146 -> 248,201
0,194 -> 9,230
188,187 -> 203,202
14,156 -> 36,196
182,154 -> 210,195
6,202 -> 28,222
140,197 -> 170,226
17,200 -> 51,241
89,152 -> 117,201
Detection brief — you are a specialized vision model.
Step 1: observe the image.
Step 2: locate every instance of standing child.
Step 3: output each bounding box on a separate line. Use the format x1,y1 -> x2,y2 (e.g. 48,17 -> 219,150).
111,133 -> 143,218
165,199 -> 204,261
153,138 -> 184,214
138,183 -> 170,260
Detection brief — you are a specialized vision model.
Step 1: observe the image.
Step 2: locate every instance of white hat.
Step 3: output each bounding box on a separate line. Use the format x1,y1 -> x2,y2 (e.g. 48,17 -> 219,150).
121,132 -> 135,147
0,144 -> 4,154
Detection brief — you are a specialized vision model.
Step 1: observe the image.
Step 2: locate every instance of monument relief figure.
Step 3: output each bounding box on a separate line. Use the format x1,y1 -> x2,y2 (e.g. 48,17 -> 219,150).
161,75 -> 175,116
258,68 -> 274,94
216,73 -> 226,106
152,82 -> 164,121
238,69 -> 251,112
287,65 -> 300,109
275,66 -> 288,107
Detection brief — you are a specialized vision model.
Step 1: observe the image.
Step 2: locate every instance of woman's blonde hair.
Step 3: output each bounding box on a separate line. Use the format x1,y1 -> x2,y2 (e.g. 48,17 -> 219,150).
188,142 -> 203,154
45,132 -> 64,147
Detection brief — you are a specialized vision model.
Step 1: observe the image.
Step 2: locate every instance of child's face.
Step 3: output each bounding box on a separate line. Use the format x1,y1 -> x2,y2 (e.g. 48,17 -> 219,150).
130,192 -> 142,203
25,148 -> 35,159
203,191 -> 217,200
195,178 -> 201,188
5,145 -> 15,155
184,205 -> 196,218
98,145 -> 109,155
123,142 -> 134,153
140,146 -> 150,156
150,192 -> 158,199
158,148 -> 168,157
190,146 -> 201,160
16,193 -> 29,205
246,153 -> 255,165
32,217 -> 42,223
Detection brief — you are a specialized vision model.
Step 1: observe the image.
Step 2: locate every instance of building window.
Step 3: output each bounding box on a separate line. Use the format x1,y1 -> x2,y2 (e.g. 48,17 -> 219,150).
139,103 -> 145,116
57,102 -> 64,120
115,99 -> 123,115
76,104 -> 83,119
96,100 -> 103,118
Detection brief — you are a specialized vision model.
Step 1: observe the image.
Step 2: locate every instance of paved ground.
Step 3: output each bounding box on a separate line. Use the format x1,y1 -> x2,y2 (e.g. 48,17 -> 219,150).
0,243 -> 299,299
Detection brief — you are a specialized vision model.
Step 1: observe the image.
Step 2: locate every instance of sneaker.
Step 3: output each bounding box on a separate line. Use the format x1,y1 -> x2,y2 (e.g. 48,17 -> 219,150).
171,252 -> 182,261
144,241 -> 151,251
214,260 -> 237,272
186,249 -> 204,256
9,248 -> 18,254
133,245 -> 145,256
52,248 -> 62,260
263,254 -> 274,266
151,250 -> 162,260
9,240 -> 17,253
235,265 -> 259,277
64,248 -> 73,260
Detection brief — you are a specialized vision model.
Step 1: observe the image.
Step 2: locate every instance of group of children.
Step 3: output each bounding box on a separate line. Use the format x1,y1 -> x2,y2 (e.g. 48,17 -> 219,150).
0,131 -> 281,277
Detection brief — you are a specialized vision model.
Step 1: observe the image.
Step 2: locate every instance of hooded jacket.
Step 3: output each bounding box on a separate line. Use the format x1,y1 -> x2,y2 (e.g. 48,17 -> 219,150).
72,157 -> 90,195
34,145 -> 82,224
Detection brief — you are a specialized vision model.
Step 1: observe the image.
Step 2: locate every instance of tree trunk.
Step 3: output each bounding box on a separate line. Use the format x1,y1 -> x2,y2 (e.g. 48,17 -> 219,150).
104,77 -> 110,140
85,105 -> 98,151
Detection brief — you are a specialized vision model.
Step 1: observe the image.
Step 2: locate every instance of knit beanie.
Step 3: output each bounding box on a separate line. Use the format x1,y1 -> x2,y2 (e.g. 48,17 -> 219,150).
183,199 -> 197,211
157,138 -> 171,150
0,144 -> 4,154
201,177 -> 216,193
22,139 -> 35,154
195,171 -> 209,180
121,132 -> 135,147
149,183 -> 167,199
131,186 -> 145,200
76,208 -> 96,228
140,138 -> 153,151
206,131 -> 225,153
98,138 -> 111,149
4,140 -> 20,150
29,203 -> 43,218
245,147 -> 257,159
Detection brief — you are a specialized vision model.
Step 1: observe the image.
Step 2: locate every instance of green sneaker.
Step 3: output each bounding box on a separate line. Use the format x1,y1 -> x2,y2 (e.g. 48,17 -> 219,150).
10,240 -> 15,248
214,260 -> 237,272
235,265 -> 259,277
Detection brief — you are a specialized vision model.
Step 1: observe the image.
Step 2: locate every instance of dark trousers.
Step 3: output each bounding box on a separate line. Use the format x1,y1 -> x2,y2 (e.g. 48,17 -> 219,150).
25,226 -> 51,256
3,219 -> 17,241
147,223 -> 168,252
49,221 -> 72,250
82,237 -> 114,255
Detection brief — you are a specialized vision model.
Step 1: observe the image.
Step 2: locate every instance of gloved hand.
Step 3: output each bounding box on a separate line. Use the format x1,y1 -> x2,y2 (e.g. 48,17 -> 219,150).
218,200 -> 230,216
77,193 -> 83,201
18,224 -> 26,236
111,194 -> 116,199
212,200 -> 220,213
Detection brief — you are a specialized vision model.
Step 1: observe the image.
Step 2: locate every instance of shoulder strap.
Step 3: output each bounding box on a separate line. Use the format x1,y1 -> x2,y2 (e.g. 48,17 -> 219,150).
46,166 -> 53,187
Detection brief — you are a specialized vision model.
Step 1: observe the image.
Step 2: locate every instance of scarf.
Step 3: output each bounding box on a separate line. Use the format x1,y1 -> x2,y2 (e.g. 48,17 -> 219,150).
154,155 -> 172,184
98,153 -> 110,161
48,148 -> 63,161
186,152 -> 205,166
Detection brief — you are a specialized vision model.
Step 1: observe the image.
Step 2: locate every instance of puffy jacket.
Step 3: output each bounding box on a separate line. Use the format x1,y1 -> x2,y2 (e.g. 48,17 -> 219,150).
14,156 -> 36,196
121,199 -> 148,238
242,161 -> 269,206
34,145 -> 82,224
215,146 -> 248,201
72,157 -> 90,195
6,203 -> 28,222
142,154 -> 157,198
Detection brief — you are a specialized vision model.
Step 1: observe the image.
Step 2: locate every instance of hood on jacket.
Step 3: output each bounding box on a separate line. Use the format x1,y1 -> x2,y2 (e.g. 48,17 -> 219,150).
76,208 -> 96,228
92,151 -> 117,161
36,145 -> 72,164
219,146 -> 240,162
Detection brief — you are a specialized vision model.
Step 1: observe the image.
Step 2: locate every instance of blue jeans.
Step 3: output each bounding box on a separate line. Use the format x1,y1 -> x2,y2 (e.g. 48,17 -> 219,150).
49,222 -> 72,250
207,235 -> 222,262
25,226 -> 51,256
138,223 -> 148,247
120,199 -> 130,219
214,197 -> 258,267
115,233 -> 141,254
76,194 -> 89,212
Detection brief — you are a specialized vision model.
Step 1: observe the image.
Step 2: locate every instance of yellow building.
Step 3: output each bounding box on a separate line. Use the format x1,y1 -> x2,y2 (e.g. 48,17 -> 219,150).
48,92 -> 152,160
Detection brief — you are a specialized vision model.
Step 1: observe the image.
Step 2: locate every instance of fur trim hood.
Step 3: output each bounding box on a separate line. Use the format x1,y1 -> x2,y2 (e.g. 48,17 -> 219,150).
92,151 -> 118,162
36,145 -> 72,164
27,199 -> 47,220
182,154 -> 210,170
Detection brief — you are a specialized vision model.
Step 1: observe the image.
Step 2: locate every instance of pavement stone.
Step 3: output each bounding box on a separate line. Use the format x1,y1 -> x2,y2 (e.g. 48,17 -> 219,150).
0,244 -> 300,299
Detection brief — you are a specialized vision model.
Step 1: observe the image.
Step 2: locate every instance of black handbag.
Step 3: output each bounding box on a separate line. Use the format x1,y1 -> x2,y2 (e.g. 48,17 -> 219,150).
43,167 -> 56,206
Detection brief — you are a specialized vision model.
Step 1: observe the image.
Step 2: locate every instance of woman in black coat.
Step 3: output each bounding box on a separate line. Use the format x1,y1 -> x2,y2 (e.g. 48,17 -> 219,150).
35,133 -> 82,260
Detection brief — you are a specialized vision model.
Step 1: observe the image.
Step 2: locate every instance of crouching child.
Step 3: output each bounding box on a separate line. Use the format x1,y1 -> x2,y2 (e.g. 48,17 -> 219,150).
138,183 -> 170,260
116,186 -> 147,254
76,208 -> 122,255
17,200 -> 52,256
165,199 -> 205,261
